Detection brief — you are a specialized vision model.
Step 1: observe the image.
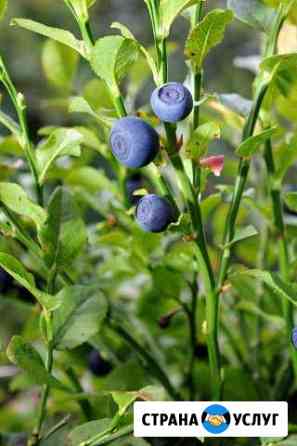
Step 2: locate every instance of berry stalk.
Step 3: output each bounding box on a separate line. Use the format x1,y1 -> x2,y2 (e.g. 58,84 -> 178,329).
191,1 -> 204,190
149,1 -> 220,400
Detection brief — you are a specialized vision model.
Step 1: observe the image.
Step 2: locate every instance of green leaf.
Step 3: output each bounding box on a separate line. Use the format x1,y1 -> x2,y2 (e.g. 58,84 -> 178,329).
42,39 -> 79,90
39,187 -> 87,269
260,53 -> 297,97
227,225 -> 258,247
111,22 -> 159,84
102,358 -> 149,391
39,421 -> 69,446
227,0 -> 276,32
11,18 -> 87,58
235,269 -> 297,308
0,0 -> 7,21
65,167 -> 117,193
0,135 -> 23,156
284,191 -> 297,212
185,122 -> 221,160
65,0 -> 97,16
185,9 -> 233,72
0,110 -> 21,136
160,0 -> 201,38
90,36 -> 139,94
36,128 -> 83,184
6,336 -> 65,389
111,22 -> 135,40
68,419 -> 112,446
112,391 -> 137,416
86,0 -> 97,8
69,96 -> 113,128
236,301 -> 285,326
0,182 -> 47,230
52,285 -> 107,350
89,424 -> 134,446
111,386 -> 158,416
0,253 -> 58,310
236,127 -> 279,157
275,134 -> 297,180
39,125 -> 105,153
272,435 -> 297,446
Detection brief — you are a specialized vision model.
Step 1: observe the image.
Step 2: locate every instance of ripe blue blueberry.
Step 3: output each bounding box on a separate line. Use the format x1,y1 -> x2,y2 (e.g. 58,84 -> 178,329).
136,194 -> 173,233
88,349 -> 112,376
151,82 -> 193,123
110,117 -> 159,168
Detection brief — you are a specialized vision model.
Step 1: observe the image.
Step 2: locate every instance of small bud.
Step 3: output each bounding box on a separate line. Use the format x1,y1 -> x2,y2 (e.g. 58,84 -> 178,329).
200,155 -> 224,177
158,308 -> 180,329
221,282 -> 232,294
107,214 -> 117,227
158,315 -> 171,329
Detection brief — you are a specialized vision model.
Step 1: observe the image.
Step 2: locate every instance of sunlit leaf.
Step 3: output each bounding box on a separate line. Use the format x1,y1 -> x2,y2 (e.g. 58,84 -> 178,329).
90,36 -> 139,94
185,9 -> 233,72
11,18 -> 87,57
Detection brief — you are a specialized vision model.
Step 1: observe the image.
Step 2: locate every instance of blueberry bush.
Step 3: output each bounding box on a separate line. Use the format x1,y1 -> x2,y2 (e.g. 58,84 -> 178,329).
1,0 -> 297,445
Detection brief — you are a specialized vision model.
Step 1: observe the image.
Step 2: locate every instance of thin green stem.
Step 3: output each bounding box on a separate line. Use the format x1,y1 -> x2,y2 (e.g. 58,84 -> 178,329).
264,4 -> 286,57
264,139 -> 297,380
29,264 -> 57,444
152,4 -> 220,399
217,2 -> 287,292
42,416 -> 71,441
217,4 -> 286,290
28,341 -> 54,446
88,424 -> 133,446
191,1 -> 204,190
110,321 -> 182,400
186,280 -> 198,400
0,58 -> 43,205
113,95 -> 127,118
68,8 -> 133,208
217,81 -> 269,291
65,367 -> 93,421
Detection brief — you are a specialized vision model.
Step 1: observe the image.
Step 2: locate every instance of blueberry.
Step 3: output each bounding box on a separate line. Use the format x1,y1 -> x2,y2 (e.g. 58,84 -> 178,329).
292,327 -> 297,349
195,342 -> 208,359
110,117 -> 159,168
136,194 -> 173,233
151,82 -> 193,123
126,173 -> 144,205
88,349 -> 112,377
0,268 -> 13,293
